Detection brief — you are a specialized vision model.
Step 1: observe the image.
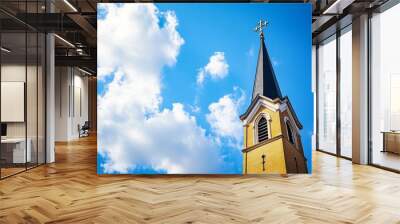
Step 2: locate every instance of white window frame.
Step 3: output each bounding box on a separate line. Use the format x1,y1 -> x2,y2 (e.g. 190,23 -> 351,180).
254,113 -> 272,144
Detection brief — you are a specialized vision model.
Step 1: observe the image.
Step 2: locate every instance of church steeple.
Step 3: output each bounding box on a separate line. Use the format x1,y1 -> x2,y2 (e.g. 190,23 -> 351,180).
252,20 -> 282,100
240,20 -> 308,174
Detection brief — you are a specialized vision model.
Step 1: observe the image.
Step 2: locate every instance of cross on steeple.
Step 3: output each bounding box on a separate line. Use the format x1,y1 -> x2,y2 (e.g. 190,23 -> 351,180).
254,19 -> 268,38
251,19 -> 282,100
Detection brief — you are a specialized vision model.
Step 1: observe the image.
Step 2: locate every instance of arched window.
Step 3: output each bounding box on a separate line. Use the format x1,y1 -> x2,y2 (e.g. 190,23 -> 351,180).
257,117 -> 269,142
286,120 -> 295,144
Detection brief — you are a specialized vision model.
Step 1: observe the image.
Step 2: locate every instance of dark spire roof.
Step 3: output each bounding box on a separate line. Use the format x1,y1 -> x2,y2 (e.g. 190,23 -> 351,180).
251,33 -> 282,100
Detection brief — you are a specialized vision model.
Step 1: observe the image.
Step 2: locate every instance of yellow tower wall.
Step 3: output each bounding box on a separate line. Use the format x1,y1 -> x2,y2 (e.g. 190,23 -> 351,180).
242,99 -> 308,174
244,136 -> 287,174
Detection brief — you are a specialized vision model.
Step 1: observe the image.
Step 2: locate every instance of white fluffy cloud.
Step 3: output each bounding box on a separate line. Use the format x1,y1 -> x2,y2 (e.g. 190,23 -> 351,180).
98,4 -> 234,174
196,52 -> 229,85
206,87 -> 245,148
101,103 -> 224,173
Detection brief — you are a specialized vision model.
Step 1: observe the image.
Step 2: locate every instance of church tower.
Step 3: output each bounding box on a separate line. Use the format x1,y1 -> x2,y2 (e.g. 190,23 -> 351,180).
240,20 -> 308,174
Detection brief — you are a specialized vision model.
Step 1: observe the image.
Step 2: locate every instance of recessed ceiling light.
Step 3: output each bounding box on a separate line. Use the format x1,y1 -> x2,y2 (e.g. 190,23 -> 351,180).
63,0 -> 78,12
54,34 -> 75,48
322,0 -> 354,15
78,67 -> 93,76
1,47 -> 11,53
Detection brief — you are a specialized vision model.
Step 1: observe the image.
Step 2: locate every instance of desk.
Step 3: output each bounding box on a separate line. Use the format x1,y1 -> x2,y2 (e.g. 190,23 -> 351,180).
382,131 -> 400,154
1,138 -> 31,163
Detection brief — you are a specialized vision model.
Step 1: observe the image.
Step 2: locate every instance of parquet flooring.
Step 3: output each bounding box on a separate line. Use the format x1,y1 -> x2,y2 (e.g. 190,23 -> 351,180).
0,167 -> 26,178
1,135 -> 400,223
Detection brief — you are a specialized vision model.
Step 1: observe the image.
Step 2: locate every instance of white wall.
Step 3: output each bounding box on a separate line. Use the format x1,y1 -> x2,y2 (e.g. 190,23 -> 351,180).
55,67 -> 89,141
312,45 -> 316,150
72,72 -> 89,138
55,66 -> 69,141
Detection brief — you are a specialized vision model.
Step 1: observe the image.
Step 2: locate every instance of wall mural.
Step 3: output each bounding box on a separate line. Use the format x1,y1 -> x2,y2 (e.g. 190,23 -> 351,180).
97,3 -> 312,174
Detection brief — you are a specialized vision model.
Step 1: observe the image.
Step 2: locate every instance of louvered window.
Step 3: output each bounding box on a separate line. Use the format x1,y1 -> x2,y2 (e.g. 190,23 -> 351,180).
257,117 -> 269,142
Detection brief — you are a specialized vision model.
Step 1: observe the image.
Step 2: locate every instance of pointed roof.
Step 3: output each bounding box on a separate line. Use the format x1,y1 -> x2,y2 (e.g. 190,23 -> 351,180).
251,34 -> 282,100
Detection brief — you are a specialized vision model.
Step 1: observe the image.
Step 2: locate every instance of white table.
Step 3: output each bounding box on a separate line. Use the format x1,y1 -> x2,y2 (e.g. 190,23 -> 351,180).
1,138 -> 31,163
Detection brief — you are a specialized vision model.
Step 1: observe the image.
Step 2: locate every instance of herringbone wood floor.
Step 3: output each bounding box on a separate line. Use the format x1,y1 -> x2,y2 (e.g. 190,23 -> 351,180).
1,135 -> 400,224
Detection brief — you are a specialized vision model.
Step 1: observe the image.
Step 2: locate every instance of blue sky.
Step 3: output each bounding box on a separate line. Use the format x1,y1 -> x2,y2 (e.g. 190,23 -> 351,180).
97,3 -> 312,174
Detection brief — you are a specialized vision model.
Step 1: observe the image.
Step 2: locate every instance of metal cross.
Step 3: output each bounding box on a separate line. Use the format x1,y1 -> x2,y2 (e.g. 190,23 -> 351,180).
254,19 -> 268,37
262,154 -> 266,171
